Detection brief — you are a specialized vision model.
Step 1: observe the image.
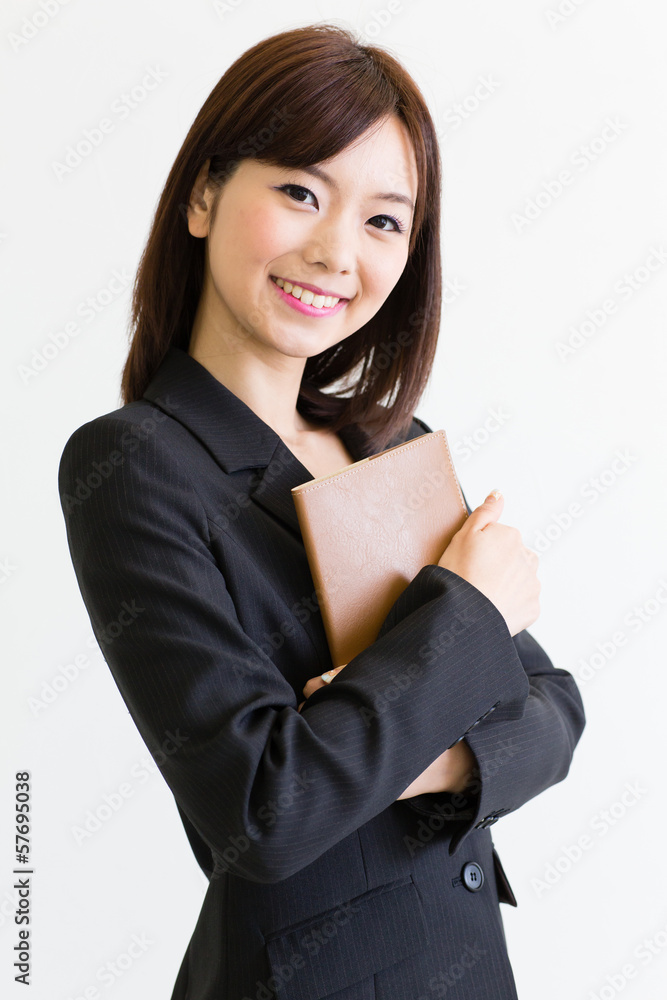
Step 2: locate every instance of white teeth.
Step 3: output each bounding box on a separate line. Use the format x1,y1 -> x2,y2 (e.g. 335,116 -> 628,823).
274,276 -> 340,309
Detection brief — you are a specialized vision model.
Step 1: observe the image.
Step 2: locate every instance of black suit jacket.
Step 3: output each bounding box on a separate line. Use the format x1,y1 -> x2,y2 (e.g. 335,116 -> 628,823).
58,346 -> 585,1000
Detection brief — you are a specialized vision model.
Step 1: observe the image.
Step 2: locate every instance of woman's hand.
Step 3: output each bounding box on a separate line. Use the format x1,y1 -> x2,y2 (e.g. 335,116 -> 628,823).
396,740 -> 477,799
438,490 -> 541,637
297,664 -> 347,712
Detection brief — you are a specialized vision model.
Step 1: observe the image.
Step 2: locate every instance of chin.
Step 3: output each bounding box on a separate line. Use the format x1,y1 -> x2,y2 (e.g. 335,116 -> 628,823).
267,326 -> 341,357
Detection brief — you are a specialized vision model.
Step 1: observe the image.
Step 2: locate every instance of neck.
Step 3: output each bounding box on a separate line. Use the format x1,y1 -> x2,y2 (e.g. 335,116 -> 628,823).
187,334 -> 314,442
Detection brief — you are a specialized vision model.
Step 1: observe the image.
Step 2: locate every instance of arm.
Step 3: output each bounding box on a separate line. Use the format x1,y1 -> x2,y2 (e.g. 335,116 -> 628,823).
399,488 -> 586,856
58,414 -> 532,883
400,624 -> 586,854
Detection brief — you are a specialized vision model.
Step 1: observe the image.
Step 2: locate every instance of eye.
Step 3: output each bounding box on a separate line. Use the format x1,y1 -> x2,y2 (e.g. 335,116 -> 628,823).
276,183 -> 317,206
275,183 -> 407,234
369,214 -> 407,234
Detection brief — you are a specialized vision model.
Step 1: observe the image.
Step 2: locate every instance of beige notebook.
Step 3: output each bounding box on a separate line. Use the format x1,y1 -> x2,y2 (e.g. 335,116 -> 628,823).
291,430 -> 468,667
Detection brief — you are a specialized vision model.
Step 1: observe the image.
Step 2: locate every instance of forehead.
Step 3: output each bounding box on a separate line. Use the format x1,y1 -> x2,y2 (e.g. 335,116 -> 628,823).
326,116 -> 417,188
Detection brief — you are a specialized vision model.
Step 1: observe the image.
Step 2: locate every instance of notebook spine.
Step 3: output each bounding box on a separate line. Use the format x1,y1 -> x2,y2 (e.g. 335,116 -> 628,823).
290,492 -> 340,664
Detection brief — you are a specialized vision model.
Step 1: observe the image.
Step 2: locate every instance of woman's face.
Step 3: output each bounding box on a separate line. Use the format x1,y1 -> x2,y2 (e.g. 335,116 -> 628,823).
187,114 -> 418,363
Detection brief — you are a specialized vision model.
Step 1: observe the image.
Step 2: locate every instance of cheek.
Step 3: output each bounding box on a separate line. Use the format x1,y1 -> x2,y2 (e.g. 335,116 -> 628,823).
365,254 -> 406,299
233,204 -> 287,266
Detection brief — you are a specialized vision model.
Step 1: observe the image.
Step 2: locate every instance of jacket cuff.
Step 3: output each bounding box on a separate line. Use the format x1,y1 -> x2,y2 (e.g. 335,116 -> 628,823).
399,752 -> 491,857
376,564 -> 529,726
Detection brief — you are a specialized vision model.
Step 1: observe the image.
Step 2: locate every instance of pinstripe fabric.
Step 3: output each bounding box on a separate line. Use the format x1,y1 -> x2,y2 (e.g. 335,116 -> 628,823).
58,347 -> 585,999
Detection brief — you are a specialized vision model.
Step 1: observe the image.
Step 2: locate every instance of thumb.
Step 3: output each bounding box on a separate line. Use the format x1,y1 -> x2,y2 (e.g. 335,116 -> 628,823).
467,489 -> 504,530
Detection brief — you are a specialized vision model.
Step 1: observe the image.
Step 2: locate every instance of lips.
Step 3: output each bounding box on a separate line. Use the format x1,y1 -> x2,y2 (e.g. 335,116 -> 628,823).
269,274 -> 349,317
270,275 -> 350,301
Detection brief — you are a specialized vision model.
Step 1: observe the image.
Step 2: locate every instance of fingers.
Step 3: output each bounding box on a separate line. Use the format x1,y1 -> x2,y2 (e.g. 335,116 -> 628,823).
467,489 -> 504,531
301,664 -> 347,703
321,664 -> 346,683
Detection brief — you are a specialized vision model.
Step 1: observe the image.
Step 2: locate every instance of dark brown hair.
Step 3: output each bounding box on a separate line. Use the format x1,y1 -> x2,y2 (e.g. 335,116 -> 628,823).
121,22 -> 442,452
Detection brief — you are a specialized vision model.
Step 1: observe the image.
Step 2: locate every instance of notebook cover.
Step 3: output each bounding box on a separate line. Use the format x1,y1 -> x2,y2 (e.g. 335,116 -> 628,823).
291,430 -> 468,667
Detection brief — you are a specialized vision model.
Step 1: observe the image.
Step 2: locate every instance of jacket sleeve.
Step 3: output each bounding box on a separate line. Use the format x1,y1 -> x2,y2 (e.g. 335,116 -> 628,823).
58,414 -> 532,884
400,485 -> 586,857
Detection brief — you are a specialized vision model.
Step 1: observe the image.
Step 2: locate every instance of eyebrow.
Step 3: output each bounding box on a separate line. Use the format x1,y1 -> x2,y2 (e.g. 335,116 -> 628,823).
298,164 -> 415,213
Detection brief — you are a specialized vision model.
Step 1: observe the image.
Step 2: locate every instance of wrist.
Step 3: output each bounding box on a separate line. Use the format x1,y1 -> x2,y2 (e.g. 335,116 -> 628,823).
444,740 -> 477,793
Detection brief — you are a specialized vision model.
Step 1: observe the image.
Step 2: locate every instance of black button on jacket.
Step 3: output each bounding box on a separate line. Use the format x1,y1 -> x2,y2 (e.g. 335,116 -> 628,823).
58,346 -> 586,1000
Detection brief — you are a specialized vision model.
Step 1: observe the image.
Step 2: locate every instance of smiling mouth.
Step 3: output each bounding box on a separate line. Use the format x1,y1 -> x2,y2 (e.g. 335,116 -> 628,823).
270,275 -> 350,307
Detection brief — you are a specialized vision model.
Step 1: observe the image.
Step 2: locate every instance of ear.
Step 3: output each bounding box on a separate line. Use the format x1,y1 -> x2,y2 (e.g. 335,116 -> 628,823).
187,158 -> 213,238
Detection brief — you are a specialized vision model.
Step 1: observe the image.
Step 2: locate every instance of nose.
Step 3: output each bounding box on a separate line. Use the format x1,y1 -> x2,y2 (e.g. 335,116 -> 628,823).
301,214 -> 356,276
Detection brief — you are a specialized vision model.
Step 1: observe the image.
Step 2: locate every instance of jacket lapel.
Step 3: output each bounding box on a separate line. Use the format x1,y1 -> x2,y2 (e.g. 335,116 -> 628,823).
248,421 -> 377,541
142,347 -> 375,541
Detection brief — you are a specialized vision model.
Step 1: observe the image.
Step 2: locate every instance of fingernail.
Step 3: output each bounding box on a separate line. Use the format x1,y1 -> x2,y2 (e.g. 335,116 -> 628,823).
485,489 -> 502,502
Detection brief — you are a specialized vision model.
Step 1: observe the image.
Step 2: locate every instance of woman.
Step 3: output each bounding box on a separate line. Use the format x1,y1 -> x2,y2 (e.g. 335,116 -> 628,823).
58,23 -> 586,1000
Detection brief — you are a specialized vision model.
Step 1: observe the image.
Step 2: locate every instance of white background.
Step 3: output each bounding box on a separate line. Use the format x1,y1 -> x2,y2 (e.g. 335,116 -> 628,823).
2,1 -> 667,998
